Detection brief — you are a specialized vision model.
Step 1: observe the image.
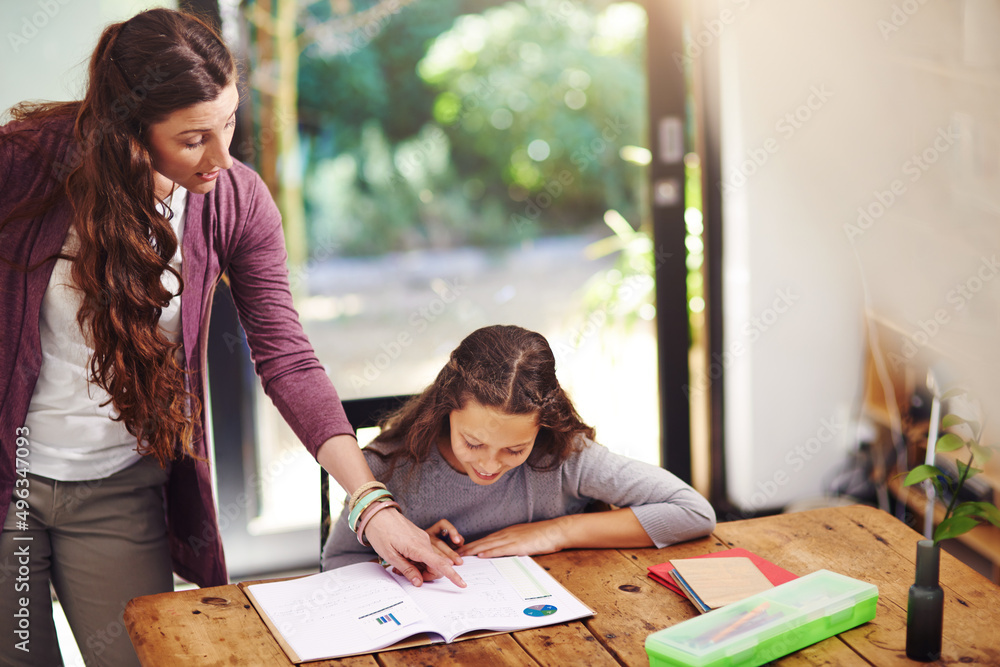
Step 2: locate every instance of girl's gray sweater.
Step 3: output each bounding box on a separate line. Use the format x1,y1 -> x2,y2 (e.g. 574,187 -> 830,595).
321,437 -> 716,570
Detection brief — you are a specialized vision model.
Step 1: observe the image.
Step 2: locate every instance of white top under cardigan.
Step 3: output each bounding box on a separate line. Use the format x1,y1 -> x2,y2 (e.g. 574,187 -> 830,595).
25,188 -> 188,481
321,436 -> 718,570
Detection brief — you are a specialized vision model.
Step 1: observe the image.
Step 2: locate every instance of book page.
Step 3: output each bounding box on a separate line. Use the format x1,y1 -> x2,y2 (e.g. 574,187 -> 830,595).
246,562 -> 438,661
388,556 -> 594,642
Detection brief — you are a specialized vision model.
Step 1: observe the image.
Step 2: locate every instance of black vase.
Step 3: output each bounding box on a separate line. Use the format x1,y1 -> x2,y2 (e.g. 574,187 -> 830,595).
906,539 -> 943,661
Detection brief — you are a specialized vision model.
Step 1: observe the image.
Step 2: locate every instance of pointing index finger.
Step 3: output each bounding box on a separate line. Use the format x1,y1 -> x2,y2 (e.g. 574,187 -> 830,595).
430,556 -> 466,588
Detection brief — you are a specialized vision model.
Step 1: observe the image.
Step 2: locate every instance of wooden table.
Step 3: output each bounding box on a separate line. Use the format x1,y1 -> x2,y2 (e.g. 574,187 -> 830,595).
125,505 -> 1000,665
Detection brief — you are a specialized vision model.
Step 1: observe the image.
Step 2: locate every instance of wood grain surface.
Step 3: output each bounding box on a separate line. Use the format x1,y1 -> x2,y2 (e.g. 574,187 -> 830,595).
124,505 -> 1000,665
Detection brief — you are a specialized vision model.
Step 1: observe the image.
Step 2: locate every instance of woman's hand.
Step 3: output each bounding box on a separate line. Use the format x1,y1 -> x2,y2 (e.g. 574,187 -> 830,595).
459,519 -> 567,558
315,435 -> 466,588
362,508 -> 467,588
423,519 -> 465,567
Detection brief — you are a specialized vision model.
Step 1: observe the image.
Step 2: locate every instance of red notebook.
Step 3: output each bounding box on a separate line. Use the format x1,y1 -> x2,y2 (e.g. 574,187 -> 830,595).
648,548 -> 798,597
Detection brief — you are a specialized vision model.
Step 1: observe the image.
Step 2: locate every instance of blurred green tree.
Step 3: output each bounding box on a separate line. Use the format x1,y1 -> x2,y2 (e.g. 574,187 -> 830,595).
248,0 -> 647,258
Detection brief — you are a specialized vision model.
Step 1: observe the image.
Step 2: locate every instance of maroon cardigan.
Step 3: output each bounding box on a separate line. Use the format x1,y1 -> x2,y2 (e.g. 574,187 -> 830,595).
0,116 -> 352,586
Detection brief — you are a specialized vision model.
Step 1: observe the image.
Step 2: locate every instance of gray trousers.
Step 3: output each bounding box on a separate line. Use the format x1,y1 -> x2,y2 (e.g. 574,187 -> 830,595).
0,457 -> 174,666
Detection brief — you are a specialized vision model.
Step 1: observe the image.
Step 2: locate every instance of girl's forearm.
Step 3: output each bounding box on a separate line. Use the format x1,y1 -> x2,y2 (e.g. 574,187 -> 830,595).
555,508 -> 654,550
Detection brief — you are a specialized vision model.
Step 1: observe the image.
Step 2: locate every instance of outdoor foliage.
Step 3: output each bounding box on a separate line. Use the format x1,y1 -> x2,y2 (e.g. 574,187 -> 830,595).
296,0 -> 648,257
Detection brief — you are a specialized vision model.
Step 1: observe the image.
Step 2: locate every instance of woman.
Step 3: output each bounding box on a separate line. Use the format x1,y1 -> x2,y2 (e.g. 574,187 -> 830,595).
0,9 -> 460,666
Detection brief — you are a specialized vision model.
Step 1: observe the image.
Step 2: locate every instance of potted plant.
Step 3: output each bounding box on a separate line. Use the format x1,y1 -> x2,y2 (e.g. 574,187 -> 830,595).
901,388 -> 1000,661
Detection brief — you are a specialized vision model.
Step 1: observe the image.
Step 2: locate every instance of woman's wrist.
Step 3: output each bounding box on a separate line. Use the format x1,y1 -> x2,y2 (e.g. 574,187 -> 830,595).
360,503 -> 405,549
349,488 -> 395,532
348,481 -> 387,512
356,500 -> 401,546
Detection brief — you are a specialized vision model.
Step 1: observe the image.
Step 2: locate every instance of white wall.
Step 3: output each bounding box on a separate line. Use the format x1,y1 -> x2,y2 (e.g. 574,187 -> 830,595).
1,0 -> 175,116
716,0 -> 1000,511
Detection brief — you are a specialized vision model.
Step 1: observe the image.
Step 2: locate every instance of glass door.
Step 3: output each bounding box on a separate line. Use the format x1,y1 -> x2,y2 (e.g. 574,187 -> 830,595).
215,0 -> 662,577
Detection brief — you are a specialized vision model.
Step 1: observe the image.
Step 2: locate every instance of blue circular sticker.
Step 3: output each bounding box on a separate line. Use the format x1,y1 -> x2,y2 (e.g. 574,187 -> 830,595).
523,604 -> 557,617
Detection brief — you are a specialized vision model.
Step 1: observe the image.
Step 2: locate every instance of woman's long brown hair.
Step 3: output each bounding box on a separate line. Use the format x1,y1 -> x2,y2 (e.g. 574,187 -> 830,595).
372,325 -> 596,478
1,9 -> 236,466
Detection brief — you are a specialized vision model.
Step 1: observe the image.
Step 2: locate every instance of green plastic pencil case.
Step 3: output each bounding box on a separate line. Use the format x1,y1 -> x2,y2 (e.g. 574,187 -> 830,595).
645,569 -> 878,667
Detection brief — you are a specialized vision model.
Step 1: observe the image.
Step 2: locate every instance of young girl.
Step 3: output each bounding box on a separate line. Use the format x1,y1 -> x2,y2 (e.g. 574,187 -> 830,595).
323,325 -> 716,571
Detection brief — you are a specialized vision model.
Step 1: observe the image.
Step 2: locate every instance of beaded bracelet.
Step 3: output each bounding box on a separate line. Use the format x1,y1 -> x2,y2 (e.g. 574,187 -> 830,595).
348,488 -> 394,532
356,500 -> 401,547
348,481 -> 386,512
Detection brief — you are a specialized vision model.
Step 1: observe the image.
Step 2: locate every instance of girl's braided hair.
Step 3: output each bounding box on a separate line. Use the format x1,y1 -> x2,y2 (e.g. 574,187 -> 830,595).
371,325 -> 595,478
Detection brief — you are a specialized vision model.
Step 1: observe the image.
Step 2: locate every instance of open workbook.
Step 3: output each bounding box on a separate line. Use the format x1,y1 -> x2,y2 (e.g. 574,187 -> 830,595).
242,555 -> 594,663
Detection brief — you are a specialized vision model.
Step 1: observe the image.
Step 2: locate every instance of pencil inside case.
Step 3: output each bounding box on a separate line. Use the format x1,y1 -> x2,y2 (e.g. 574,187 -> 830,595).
645,569 -> 878,667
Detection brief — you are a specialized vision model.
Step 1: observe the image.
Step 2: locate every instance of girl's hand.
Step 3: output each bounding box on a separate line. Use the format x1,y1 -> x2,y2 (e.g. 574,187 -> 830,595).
424,519 -> 465,566
363,508 -> 467,588
459,520 -> 567,558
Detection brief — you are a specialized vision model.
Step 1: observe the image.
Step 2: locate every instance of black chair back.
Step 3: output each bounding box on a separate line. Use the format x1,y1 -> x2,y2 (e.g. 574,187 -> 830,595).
320,395 -> 413,553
